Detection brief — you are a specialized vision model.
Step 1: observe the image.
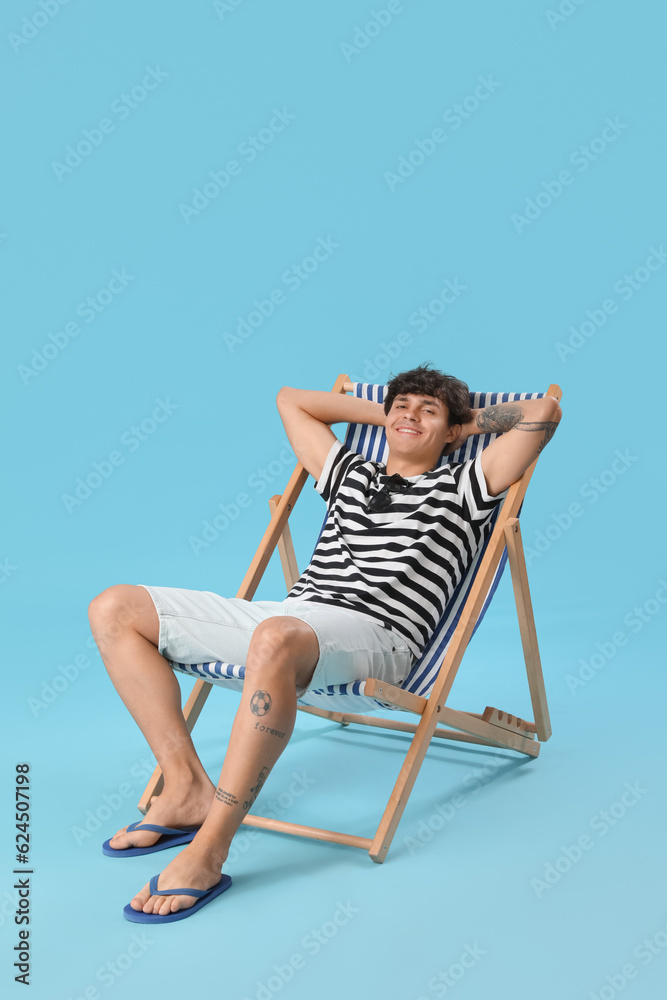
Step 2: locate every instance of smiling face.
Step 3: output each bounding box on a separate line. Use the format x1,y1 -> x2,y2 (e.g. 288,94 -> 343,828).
384,393 -> 460,476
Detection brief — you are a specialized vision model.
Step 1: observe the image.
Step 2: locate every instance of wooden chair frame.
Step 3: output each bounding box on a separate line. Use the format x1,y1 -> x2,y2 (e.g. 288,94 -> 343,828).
139,374 -> 562,863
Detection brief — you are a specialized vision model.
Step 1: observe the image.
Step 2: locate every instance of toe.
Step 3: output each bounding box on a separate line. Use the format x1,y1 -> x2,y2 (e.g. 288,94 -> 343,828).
152,892 -> 197,915
130,885 -> 151,913
110,825 -> 160,852
130,883 -> 152,912
172,893 -> 197,913
109,826 -> 130,847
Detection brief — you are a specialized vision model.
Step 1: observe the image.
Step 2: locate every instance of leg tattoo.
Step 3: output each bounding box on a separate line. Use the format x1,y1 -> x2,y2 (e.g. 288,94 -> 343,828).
215,787 -> 239,807
243,766 -> 270,812
250,690 -> 272,716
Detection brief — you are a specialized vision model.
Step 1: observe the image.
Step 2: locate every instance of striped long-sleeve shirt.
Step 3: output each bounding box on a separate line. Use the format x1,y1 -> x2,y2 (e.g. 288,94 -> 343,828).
283,439 -> 508,659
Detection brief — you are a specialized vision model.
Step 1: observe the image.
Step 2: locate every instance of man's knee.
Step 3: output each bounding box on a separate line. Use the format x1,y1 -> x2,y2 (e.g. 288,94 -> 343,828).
246,617 -> 319,671
88,585 -> 154,645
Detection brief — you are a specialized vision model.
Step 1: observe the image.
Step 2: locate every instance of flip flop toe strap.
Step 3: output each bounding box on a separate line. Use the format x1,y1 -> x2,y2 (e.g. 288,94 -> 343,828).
148,875 -> 210,898
126,822 -> 191,836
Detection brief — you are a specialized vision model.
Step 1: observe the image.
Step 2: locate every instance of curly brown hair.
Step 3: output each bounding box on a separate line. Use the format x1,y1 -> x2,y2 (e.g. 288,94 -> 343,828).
383,362 -> 473,427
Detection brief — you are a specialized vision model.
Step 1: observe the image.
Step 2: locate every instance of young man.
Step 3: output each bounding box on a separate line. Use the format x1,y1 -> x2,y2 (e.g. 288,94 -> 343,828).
88,363 -> 560,922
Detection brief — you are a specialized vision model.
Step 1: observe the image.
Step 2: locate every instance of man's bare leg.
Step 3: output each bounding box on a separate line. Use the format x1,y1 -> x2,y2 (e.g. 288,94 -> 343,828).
88,585 -> 216,849
128,615 -> 319,916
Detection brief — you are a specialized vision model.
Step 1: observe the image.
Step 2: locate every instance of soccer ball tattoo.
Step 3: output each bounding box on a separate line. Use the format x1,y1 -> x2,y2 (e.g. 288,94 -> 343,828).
250,690 -> 272,716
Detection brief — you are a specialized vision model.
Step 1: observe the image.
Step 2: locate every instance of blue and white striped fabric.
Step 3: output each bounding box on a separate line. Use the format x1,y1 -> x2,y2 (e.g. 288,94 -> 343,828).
169,384 -> 544,713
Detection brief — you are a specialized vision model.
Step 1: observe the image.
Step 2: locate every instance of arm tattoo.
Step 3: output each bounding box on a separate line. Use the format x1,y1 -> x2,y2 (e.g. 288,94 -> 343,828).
477,405 -> 558,452
243,766 -> 270,812
534,423 -> 558,453
215,787 -> 239,807
514,419 -> 559,454
476,404 -> 523,433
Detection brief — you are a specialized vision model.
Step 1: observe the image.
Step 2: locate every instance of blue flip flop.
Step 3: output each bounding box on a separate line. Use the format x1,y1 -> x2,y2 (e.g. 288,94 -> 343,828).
123,872 -> 232,923
102,822 -> 200,857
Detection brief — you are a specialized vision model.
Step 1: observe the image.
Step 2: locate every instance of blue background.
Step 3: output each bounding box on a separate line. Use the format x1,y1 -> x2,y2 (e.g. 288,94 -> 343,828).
3,1 -> 666,998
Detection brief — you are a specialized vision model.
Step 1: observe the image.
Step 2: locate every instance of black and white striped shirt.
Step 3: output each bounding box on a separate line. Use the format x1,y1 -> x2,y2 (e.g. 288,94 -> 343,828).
284,439 -> 508,659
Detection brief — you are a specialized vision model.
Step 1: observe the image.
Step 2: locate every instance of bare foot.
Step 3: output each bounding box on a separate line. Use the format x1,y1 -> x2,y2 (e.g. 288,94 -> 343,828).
129,842 -> 225,916
108,774 -> 215,852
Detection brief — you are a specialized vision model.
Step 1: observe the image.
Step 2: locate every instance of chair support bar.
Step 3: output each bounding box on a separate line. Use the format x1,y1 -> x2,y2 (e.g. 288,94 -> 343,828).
297,704 -> 533,749
241,813 -> 372,851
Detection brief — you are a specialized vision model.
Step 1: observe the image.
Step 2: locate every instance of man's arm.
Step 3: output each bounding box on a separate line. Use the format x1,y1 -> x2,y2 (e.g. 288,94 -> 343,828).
446,396 -> 562,496
276,387 -> 385,482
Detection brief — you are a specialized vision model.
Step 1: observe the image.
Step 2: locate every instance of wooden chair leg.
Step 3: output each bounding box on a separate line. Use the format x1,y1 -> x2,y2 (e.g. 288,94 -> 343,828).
504,519 -> 552,741
269,494 -> 301,591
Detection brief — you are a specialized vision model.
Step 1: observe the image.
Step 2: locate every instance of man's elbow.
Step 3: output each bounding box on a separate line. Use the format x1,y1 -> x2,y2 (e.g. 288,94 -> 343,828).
545,395 -> 562,425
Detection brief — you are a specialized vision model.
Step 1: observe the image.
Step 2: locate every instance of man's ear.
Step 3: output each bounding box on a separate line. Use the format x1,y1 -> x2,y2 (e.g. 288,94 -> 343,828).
441,423 -> 462,456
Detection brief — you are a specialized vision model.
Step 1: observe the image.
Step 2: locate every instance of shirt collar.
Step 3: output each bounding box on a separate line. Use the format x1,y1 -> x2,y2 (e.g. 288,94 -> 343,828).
375,465 -> 428,485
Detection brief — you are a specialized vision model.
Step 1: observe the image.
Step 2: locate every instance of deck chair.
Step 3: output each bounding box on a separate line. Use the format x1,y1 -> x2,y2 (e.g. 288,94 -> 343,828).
139,374 -> 562,863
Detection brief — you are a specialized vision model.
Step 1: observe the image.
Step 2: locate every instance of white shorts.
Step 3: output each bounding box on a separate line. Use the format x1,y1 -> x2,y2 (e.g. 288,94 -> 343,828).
137,585 -> 414,697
